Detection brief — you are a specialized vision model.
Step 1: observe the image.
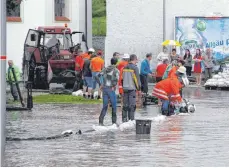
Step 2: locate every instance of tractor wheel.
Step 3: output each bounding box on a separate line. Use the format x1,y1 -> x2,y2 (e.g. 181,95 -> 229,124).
34,66 -> 49,90
22,56 -> 35,88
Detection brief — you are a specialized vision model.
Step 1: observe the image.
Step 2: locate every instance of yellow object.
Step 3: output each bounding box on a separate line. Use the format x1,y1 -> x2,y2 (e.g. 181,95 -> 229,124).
122,69 -> 139,90
161,40 -> 181,46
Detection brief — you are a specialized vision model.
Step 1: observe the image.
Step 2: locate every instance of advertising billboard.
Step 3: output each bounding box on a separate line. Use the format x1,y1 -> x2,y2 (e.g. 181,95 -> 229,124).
175,16 -> 229,62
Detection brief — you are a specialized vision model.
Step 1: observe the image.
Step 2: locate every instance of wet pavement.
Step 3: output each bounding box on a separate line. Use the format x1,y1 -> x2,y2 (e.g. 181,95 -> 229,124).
4,87 -> 229,167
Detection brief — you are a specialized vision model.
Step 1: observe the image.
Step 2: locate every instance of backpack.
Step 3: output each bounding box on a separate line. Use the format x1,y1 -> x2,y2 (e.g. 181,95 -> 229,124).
102,68 -> 119,87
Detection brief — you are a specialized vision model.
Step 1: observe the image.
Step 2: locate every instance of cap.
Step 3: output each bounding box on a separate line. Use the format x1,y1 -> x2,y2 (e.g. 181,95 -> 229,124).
122,53 -> 130,59
88,48 -> 95,52
163,58 -> 169,63
177,66 -> 186,74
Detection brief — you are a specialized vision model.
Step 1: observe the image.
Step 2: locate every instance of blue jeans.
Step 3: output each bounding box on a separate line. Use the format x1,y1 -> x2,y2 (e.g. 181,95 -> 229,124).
83,76 -> 92,88
92,72 -> 100,89
99,87 -> 117,124
161,99 -> 175,116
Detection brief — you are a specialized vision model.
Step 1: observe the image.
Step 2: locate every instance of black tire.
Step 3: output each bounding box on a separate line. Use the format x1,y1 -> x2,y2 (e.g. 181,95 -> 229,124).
34,66 -> 49,89
22,56 -> 35,88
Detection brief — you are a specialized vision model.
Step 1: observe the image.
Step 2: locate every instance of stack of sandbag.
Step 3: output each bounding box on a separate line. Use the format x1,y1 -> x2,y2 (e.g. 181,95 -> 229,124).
72,90 -> 102,98
204,69 -> 229,87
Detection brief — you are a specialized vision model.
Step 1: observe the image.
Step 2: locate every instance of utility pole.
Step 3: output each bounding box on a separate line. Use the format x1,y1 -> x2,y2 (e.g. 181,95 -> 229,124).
163,0 -> 166,41
0,0 -> 6,166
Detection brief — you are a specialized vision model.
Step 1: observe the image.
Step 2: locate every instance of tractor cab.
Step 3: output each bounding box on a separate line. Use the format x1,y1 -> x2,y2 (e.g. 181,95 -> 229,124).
23,24 -> 87,89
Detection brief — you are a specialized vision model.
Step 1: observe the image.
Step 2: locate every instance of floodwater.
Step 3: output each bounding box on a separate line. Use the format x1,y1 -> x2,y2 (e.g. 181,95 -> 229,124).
4,87 -> 229,167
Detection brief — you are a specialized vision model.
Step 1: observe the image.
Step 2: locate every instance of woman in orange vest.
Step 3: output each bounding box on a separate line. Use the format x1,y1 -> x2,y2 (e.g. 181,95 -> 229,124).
152,69 -> 189,116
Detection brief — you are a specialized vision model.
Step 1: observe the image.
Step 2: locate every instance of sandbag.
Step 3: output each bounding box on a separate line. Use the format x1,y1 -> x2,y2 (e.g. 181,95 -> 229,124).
218,78 -> 226,82
213,75 -> 221,79
217,81 -> 227,87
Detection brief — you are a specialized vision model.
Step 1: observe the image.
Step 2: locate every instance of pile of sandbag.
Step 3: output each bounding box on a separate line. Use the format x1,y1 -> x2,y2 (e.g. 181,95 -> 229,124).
204,70 -> 229,87
72,90 -> 100,98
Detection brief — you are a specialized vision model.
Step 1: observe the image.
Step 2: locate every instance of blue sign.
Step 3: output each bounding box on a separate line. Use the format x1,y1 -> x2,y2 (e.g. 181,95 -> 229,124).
175,17 -> 229,62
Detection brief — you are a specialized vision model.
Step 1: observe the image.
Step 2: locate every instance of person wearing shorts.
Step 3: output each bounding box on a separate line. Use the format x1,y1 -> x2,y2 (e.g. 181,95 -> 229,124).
90,53 -> 104,99
82,57 -> 93,98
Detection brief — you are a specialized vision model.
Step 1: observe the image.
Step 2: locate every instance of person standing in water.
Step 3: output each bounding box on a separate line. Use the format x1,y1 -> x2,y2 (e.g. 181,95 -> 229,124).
121,54 -> 141,122
96,58 -> 120,126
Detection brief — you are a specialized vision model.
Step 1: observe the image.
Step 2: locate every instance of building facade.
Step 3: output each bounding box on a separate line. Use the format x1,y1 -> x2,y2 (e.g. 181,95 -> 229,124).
7,0 -> 92,70
105,0 -> 229,68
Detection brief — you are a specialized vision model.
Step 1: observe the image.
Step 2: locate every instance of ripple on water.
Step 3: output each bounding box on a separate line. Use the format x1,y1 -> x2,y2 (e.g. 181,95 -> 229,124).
5,88 -> 229,166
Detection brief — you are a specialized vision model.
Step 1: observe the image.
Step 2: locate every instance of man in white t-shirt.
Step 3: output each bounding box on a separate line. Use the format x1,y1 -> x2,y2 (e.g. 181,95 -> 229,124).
157,47 -> 169,65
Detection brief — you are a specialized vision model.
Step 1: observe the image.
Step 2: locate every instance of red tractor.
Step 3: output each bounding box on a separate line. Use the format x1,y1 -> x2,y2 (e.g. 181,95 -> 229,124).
22,25 -> 87,89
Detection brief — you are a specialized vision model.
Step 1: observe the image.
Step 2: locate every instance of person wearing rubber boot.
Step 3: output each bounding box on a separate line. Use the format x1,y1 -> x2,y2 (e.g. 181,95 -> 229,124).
96,58 -> 120,126
121,54 -> 141,122
7,60 -> 20,101
152,67 -> 189,116
117,54 -> 130,107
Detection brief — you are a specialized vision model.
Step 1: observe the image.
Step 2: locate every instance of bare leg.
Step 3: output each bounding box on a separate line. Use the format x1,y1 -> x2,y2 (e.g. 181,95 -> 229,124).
199,74 -> 202,85
196,73 -> 199,85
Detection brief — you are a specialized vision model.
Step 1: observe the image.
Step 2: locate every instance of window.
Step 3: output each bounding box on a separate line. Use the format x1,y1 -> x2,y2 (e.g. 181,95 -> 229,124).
44,34 -> 73,49
54,0 -> 70,21
7,0 -> 22,22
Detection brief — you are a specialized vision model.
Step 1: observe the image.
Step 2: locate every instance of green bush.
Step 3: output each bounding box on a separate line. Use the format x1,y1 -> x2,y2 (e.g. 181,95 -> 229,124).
92,0 -> 106,36
93,16 -> 106,36
92,0 -> 106,17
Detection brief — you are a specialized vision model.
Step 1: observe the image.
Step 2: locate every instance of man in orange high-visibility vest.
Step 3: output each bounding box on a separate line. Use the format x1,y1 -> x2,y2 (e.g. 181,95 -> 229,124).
152,68 -> 189,116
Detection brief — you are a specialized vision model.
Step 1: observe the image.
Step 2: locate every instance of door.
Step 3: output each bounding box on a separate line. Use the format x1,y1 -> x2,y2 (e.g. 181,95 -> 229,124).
23,29 -> 41,83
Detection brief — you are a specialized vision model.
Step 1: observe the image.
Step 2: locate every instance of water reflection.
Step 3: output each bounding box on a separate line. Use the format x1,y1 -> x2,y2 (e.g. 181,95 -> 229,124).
5,87 -> 229,166
193,88 -> 202,98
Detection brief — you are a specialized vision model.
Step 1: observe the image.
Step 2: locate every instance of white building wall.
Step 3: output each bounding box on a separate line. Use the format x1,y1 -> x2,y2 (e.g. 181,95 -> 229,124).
105,0 -> 163,67
7,0 -> 91,70
7,0 -> 46,70
106,0 -> 229,68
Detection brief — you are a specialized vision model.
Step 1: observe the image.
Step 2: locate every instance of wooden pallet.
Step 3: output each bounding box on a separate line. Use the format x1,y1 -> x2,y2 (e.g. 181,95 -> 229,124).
205,86 -> 218,90
205,86 -> 229,91
217,87 -> 229,91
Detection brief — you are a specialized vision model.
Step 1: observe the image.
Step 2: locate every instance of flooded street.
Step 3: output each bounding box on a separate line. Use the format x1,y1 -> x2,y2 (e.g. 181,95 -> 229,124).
5,87 -> 229,167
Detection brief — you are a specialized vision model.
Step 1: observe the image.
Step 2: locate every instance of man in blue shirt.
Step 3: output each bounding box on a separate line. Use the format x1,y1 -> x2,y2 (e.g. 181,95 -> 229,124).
140,53 -> 153,94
